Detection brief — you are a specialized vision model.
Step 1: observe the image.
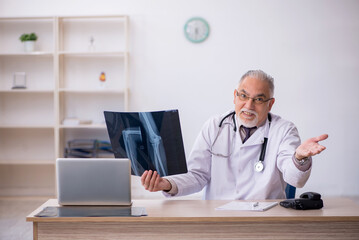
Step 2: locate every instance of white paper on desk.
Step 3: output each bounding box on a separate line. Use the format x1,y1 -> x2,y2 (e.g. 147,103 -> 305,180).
216,201 -> 278,212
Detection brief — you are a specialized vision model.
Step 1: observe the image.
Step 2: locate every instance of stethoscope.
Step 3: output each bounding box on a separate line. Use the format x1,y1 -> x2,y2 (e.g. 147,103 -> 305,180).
210,111 -> 272,172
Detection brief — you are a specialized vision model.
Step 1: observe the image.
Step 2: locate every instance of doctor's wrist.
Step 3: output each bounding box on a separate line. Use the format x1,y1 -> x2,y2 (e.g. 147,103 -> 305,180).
295,152 -> 307,161
293,153 -> 311,172
295,152 -> 310,165
163,178 -> 172,192
163,177 -> 179,195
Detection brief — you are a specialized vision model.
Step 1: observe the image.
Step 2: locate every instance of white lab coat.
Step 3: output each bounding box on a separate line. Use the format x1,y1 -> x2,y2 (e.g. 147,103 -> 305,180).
166,111 -> 311,200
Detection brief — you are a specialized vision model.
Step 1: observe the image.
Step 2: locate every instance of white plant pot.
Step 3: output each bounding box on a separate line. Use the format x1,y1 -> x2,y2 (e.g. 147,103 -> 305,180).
24,41 -> 35,52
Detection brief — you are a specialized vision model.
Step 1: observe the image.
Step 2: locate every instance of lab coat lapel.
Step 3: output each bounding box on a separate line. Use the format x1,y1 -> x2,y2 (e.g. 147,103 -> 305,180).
242,127 -> 264,147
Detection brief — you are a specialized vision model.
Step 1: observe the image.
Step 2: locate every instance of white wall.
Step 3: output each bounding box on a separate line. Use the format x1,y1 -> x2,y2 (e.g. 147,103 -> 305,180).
1,0 -> 359,197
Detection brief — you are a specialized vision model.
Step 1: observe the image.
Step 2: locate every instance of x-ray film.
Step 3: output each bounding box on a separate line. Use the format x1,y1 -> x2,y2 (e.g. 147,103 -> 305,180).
104,110 -> 188,176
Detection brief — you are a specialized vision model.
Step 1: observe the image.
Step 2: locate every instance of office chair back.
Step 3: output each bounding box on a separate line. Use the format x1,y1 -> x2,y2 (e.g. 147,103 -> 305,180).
285,184 -> 296,199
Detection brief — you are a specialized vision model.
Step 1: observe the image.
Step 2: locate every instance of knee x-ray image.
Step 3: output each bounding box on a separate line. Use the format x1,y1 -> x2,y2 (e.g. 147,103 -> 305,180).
104,110 -> 188,176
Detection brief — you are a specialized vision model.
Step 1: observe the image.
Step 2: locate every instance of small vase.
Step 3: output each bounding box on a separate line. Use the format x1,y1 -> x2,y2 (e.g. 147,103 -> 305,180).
24,41 -> 35,52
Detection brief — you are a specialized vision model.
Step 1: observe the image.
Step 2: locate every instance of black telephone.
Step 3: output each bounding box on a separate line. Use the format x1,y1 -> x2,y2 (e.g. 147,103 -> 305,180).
280,192 -> 323,210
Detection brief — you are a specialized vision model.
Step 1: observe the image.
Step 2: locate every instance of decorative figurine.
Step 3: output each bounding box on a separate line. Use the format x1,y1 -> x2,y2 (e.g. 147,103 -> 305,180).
88,36 -> 95,51
99,72 -> 106,88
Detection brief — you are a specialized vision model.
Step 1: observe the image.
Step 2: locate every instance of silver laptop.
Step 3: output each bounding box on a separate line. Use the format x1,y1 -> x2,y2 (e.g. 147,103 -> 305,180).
56,158 -> 131,206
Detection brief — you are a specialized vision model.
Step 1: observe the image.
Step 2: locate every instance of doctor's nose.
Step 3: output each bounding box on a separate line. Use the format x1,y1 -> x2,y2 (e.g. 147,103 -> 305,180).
244,98 -> 255,109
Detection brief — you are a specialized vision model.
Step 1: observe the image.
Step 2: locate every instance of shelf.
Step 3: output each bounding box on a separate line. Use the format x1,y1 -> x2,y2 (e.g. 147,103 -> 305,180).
58,16 -> 127,53
0,89 -> 54,93
0,93 -> 54,126
0,55 -> 54,90
0,17 -> 55,54
0,125 -> 54,129
0,15 -> 128,196
59,88 -> 125,94
59,15 -> 128,20
0,52 -> 54,56
0,17 -> 55,21
60,124 -> 106,129
59,51 -> 127,57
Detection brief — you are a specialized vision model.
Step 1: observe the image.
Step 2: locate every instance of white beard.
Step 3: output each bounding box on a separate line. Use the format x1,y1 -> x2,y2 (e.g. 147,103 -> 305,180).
236,109 -> 259,128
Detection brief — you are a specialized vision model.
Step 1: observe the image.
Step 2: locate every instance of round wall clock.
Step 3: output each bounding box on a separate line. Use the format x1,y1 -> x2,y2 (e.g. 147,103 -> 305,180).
184,17 -> 210,43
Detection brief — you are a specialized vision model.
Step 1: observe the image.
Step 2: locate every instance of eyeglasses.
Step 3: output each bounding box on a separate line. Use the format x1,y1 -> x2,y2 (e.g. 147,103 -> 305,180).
236,90 -> 273,105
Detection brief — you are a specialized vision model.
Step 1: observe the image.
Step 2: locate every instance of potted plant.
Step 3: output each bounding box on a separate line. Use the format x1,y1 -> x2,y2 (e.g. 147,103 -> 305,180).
19,32 -> 38,52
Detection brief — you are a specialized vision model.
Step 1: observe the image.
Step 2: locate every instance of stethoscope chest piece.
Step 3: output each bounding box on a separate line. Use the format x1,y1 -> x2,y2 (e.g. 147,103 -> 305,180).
254,161 -> 264,172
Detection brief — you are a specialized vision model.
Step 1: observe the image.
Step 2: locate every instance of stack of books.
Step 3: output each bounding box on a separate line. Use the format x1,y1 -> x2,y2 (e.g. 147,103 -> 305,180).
64,139 -> 114,158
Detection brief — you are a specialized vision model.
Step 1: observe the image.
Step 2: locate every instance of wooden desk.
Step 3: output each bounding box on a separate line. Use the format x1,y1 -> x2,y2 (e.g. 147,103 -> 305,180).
27,198 -> 359,240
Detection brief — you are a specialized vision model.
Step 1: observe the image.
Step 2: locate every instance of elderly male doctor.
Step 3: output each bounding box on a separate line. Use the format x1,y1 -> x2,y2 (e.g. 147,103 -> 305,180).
141,70 -> 328,200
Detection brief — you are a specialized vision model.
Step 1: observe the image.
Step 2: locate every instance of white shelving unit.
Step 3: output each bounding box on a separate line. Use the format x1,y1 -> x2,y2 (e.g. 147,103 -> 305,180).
0,15 -> 129,196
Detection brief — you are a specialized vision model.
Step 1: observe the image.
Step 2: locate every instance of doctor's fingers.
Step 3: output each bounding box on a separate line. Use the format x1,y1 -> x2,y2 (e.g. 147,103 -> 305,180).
148,171 -> 159,192
304,144 -> 326,157
141,170 -> 151,186
152,174 -> 162,192
313,134 -> 329,143
311,144 -> 326,155
140,170 -> 148,186
142,170 -> 154,189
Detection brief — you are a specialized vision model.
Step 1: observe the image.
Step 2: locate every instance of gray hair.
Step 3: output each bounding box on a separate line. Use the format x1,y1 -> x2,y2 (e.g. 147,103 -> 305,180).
239,70 -> 275,97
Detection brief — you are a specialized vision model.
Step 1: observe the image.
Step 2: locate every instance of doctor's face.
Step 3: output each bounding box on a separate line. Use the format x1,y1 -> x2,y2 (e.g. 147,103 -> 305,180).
234,76 -> 275,127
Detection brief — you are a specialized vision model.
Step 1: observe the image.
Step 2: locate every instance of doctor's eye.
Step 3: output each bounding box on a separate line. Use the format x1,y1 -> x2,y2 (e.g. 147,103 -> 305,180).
238,93 -> 249,101
254,97 -> 265,104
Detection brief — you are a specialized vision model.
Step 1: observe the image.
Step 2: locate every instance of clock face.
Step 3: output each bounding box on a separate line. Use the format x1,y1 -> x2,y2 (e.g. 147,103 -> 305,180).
184,17 -> 210,43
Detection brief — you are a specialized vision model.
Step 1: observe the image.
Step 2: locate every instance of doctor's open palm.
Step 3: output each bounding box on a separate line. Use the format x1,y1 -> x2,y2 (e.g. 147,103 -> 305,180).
295,134 -> 328,159
141,170 -> 171,192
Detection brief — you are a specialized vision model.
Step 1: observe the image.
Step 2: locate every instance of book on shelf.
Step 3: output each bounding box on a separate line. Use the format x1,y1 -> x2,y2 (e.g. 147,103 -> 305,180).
62,118 -> 93,126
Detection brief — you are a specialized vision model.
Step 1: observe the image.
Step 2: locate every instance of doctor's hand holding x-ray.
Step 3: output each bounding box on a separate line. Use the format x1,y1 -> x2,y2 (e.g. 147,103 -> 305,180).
141,70 -> 328,200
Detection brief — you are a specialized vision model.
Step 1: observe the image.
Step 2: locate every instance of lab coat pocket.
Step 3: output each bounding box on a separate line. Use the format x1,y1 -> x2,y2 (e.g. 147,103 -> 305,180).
211,154 -> 236,191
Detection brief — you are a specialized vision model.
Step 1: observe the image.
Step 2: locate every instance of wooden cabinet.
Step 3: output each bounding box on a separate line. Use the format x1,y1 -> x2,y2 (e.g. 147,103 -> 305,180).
0,16 -> 129,196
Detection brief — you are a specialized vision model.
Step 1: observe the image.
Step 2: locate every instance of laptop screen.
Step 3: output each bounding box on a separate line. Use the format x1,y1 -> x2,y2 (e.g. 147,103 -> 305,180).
104,110 -> 188,177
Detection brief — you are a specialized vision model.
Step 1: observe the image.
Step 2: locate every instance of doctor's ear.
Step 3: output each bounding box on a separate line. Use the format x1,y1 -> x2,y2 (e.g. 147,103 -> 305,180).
233,89 -> 238,103
268,98 -> 275,110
